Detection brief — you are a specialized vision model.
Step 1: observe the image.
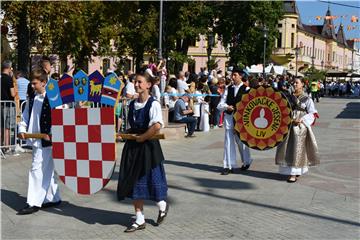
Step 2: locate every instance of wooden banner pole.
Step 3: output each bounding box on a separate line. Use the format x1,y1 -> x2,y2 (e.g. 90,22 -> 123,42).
116,133 -> 165,140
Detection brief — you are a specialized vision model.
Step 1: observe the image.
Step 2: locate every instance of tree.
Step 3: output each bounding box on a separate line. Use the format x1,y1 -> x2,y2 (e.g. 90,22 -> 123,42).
91,1 -> 159,72
2,2 -> 34,73
213,1 -> 283,67
1,2 -> 120,72
163,2 -> 214,73
305,67 -> 326,83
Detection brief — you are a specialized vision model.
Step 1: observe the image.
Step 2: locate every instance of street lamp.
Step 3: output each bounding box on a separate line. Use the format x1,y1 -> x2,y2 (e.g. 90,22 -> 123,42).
207,33 -> 215,73
295,46 -> 299,77
262,25 -> 268,77
158,0 -> 163,60
294,42 -> 303,77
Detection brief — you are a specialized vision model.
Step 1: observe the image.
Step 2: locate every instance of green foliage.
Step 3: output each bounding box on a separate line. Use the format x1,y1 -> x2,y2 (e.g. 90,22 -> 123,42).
163,1 -> 214,72
207,58 -> 219,71
213,1 -> 283,67
305,67 -> 326,82
1,1 -> 284,73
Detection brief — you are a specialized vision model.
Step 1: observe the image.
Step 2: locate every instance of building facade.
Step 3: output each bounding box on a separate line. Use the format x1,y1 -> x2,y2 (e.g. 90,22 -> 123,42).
271,1 -> 356,73
28,1 -> 358,76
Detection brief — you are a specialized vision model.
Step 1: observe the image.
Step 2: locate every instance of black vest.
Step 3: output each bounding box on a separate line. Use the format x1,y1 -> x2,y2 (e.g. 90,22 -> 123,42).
27,94 -> 52,147
128,97 -> 154,134
225,84 -> 248,114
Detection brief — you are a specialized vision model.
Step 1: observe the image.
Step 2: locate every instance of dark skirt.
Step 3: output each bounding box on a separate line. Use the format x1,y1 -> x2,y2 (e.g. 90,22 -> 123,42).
117,139 -> 167,202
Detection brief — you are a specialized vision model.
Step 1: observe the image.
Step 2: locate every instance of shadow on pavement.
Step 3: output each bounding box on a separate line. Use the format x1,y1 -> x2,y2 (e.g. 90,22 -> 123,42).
184,175 -> 255,190
42,201 -> 159,227
336,102 -> 360,119
165,160 -> 286,181
165,159 -> 222,173
0,189 -> 156,227
1,189 -> 27,211
168,184 -> 360,227
241,170 -> 288,181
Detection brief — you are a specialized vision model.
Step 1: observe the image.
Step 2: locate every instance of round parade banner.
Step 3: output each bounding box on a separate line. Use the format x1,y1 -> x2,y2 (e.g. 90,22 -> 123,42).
234,86 -> 292,151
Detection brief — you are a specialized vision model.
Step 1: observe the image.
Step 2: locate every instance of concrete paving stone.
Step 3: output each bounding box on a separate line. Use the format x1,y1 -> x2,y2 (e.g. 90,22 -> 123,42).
1,98 -> 360,240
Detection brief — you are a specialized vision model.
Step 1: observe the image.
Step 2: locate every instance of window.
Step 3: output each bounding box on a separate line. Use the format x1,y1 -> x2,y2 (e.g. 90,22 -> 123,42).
60,59 -> 67,74
188,60 -> 195,73
278,23 -> 282,28
292,24 -> 295,28
277,33 -> 282,48
189,38 -> 197,47
291,33 -> 295,48
332,51 -> 335,62
102,58 -> 110,76
328,53 -> 330,61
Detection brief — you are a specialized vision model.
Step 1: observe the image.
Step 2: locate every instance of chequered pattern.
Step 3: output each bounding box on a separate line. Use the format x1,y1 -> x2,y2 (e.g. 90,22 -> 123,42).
51,107 -> 116,194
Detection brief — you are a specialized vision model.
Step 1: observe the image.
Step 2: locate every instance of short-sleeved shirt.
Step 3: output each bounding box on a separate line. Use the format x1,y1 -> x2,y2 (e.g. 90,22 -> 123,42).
177,79 -> 188,94
17,77 -> 30,100
1,73 -> 14,101
125,81 -> 136,96
173,98 -> 187,121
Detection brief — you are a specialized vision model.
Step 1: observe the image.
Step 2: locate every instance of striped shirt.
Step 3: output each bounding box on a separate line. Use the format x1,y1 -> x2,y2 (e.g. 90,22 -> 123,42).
17,77 -> 30,100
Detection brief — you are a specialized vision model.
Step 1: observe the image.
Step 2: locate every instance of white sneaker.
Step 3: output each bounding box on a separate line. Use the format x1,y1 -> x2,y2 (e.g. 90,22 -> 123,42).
15,144 -> 26,153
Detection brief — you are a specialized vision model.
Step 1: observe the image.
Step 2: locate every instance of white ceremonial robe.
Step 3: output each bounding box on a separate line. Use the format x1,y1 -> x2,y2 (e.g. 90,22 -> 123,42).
18,93 -> 61,207
217,84 -> 253,169
200,103 -> 210,132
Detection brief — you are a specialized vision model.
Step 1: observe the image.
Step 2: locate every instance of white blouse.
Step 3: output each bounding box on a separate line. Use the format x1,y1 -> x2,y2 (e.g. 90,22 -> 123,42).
299,97 -> 318,127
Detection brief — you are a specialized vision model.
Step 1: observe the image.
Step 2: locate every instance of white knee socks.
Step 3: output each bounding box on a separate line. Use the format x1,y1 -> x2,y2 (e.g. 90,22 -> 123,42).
135,211 -> 145,225
157,200 -> 167,216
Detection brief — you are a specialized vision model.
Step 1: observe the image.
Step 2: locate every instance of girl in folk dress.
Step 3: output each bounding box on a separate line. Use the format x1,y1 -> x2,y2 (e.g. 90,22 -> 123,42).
117,71 -> 169,232
275,78 -> 320,183
200,96 -> 210,132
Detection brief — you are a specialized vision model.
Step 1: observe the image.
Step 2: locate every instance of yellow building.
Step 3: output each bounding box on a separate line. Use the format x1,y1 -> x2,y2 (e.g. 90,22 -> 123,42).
271,1 -> 356,73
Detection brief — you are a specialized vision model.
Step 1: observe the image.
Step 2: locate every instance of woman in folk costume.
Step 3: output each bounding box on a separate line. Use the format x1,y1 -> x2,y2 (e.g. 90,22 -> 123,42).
117,71 -> 169,233
275,78 -> 320,183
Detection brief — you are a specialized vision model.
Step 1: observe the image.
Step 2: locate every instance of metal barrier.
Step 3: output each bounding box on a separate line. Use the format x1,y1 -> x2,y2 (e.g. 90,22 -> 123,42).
18,100 -> 28,149
1,100 -> 18,158
12,98 -> 134,156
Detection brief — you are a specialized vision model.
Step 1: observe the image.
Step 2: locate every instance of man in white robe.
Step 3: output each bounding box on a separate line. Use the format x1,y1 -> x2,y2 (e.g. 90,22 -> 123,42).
17,69 -> 61,215
217,68 -> 253,175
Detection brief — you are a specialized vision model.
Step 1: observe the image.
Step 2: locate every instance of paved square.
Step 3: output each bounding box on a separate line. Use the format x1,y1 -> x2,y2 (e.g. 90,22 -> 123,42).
1,98 -> 359,239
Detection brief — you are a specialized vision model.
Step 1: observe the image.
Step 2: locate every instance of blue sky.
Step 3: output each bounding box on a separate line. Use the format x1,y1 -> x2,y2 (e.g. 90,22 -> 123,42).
296,0 -> 359,48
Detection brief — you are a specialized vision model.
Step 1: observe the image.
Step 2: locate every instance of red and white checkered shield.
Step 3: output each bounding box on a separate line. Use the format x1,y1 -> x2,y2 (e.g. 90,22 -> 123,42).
51,107 -> 116,195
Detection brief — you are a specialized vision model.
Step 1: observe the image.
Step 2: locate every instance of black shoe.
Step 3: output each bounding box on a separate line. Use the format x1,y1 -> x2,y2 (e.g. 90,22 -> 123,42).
221,168 -> 230,175
231,168 -> 241,174
240,164 -> 251,171
156,203 -> 169,225
41,201 -> 62,209
17,205 -> 40,215
124,222 -> 146,233
287,176 -> 297,183
185,133 -> 196,138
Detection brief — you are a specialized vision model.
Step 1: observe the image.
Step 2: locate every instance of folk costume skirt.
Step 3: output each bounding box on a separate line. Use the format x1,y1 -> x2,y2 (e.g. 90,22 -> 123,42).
275,123 -> 320,174
117,139 -> 168,202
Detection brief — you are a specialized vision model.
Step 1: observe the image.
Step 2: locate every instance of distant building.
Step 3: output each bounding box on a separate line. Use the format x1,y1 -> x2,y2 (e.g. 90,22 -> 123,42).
21,0 -> 359,76
271,1 -> 356,73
